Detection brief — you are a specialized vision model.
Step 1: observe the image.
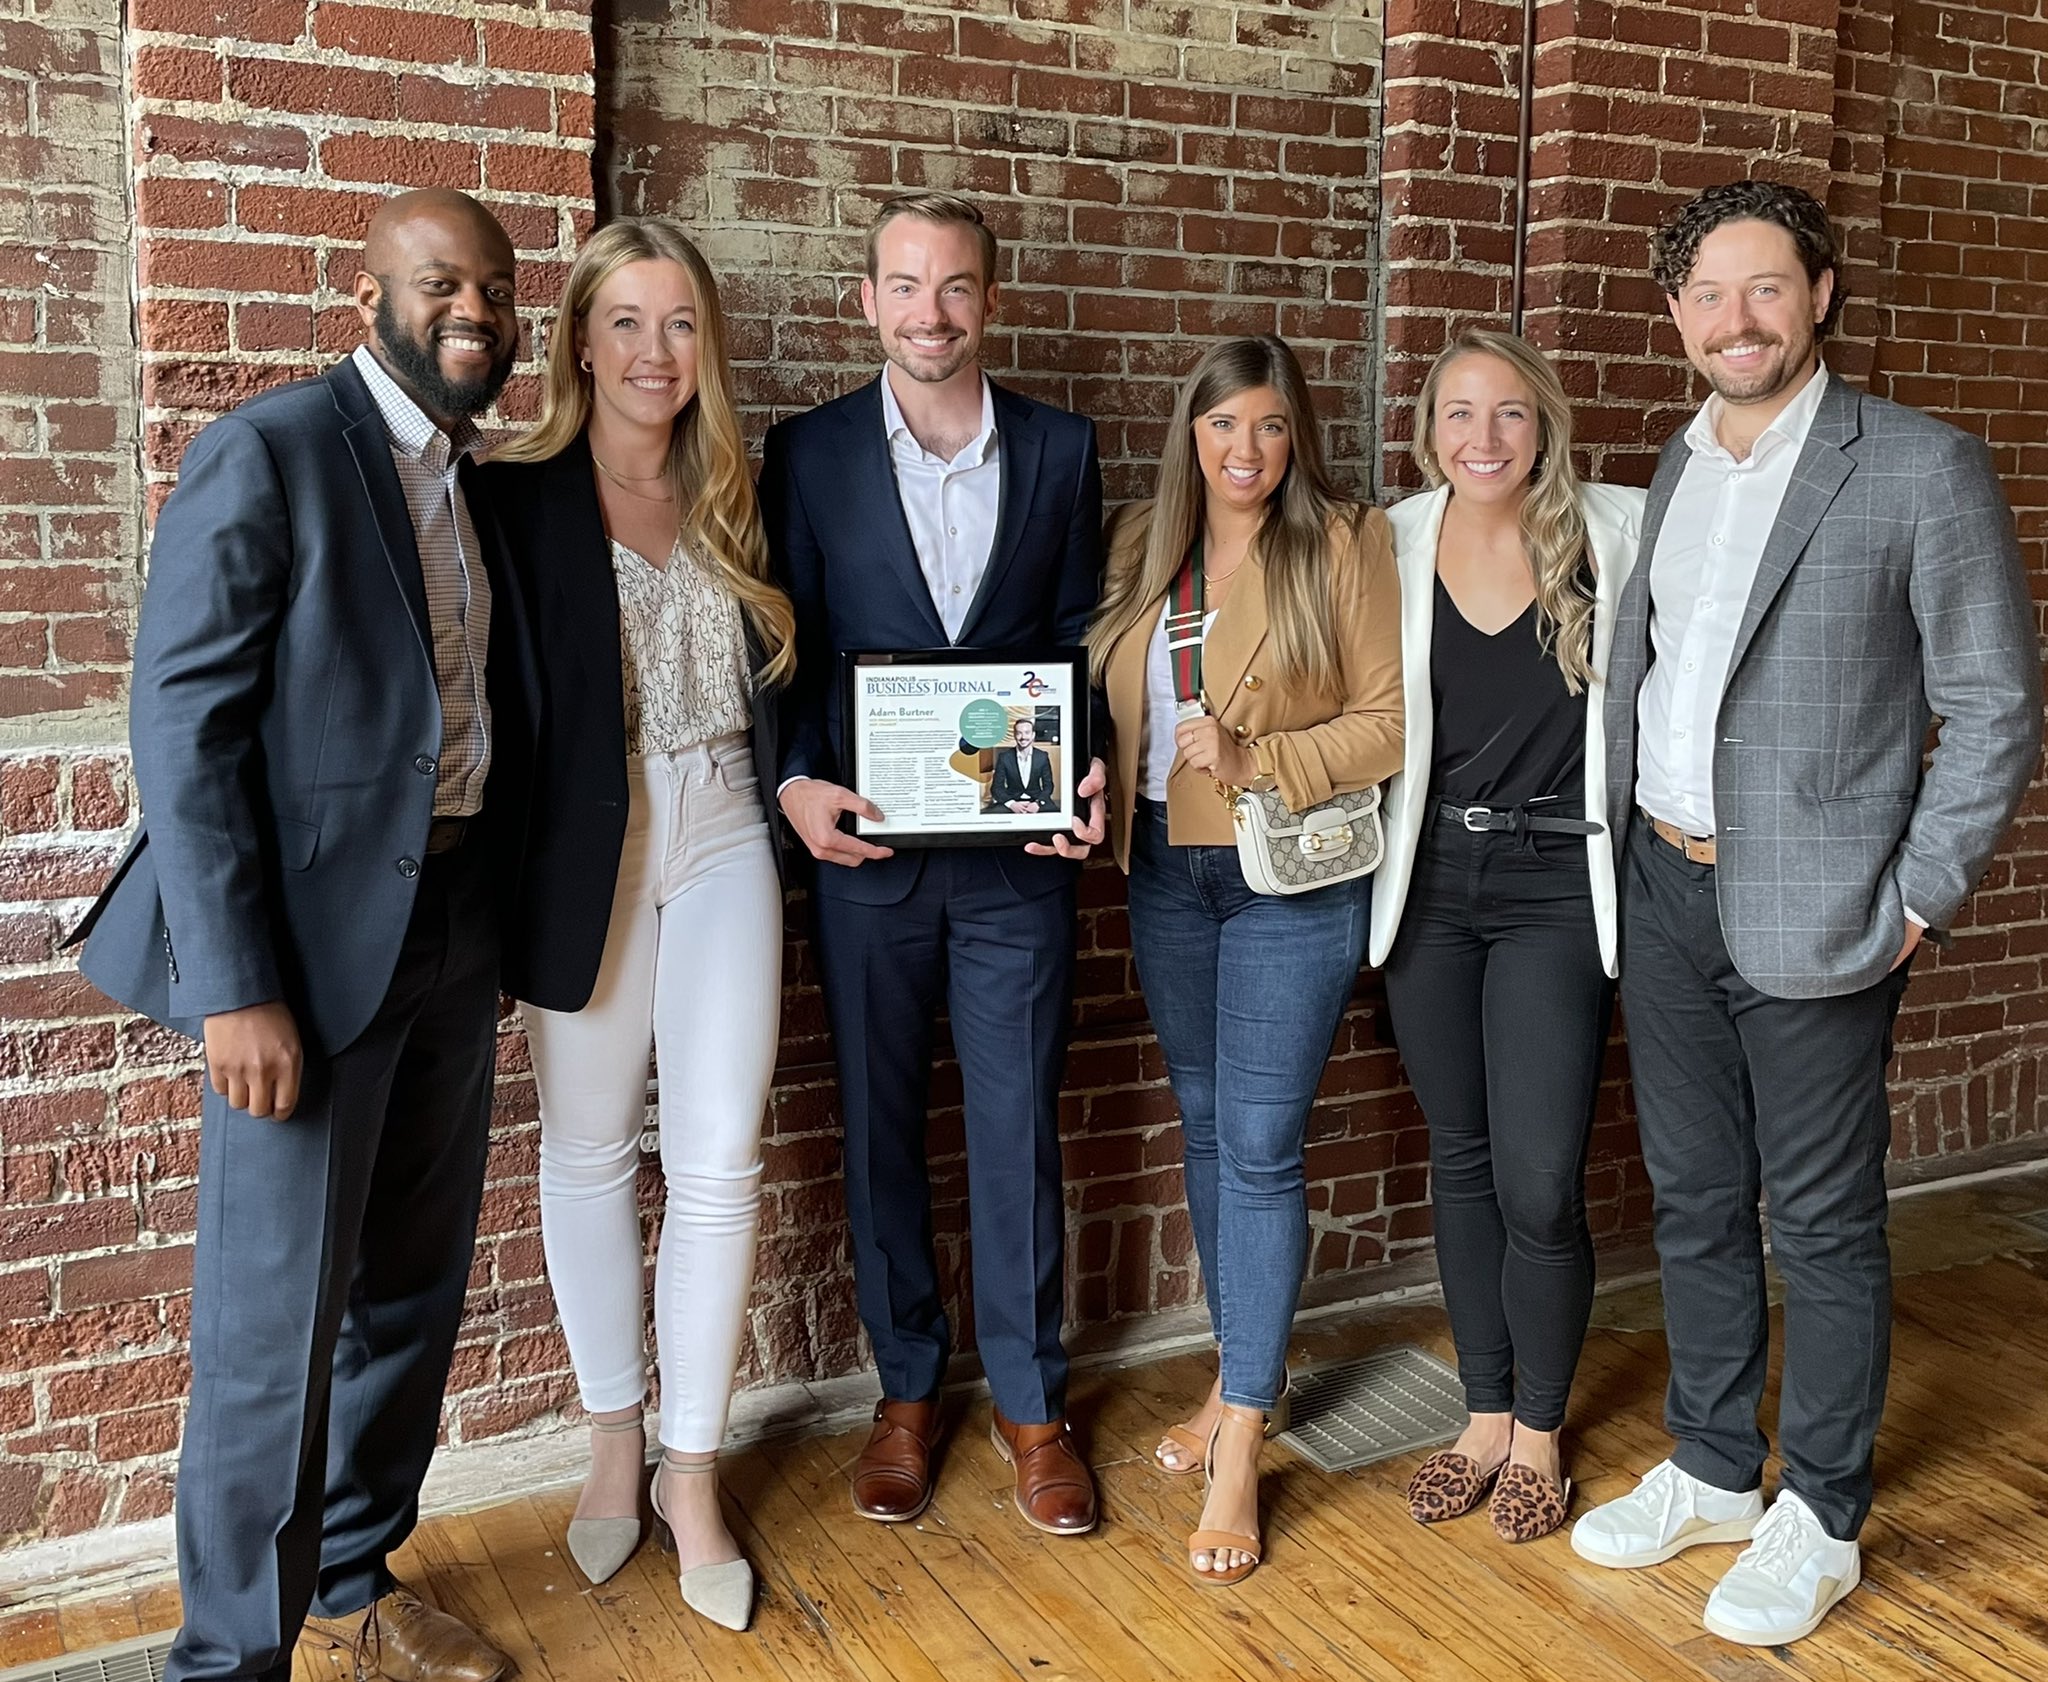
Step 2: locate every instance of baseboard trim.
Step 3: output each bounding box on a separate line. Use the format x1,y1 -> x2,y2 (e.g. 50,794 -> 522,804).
5,1146 -> 2045,1608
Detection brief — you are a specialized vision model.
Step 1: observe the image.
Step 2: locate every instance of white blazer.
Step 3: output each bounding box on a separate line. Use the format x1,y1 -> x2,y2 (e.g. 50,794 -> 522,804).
1369,481 -> 1648,977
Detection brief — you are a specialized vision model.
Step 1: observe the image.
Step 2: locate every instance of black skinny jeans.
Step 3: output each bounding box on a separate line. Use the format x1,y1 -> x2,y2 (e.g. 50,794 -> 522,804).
1381,819 -> 1615,1431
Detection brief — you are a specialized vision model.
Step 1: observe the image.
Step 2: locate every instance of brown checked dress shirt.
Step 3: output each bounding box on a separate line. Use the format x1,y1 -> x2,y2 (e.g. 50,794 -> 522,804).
350,343 -> 493,818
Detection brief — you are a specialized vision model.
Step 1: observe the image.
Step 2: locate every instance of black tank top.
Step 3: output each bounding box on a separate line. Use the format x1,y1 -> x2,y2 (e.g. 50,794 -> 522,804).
1429,575 -> 1586,812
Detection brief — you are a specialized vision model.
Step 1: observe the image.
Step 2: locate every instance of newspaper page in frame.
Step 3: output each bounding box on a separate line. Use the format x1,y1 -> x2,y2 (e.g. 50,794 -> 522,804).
848,654 -> 1079,843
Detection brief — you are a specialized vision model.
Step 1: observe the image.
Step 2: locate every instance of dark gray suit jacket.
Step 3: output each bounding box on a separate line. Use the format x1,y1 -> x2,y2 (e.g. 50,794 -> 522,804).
71,358 -> 540,1053
1605,374 -> 2041,999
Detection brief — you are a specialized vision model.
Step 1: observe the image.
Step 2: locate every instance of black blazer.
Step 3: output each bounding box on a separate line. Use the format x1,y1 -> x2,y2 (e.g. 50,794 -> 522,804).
72,356 -> 541,1054
478,430 -> 784,1013
758,375 -> 1104,906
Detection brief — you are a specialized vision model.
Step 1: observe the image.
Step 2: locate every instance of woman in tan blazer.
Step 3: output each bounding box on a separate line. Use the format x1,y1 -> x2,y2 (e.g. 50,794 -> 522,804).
1087,335 -> 1403,1586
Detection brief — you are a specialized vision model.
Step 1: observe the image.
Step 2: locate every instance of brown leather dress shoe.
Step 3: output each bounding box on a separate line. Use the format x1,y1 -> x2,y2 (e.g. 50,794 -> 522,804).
304,1583 -> 510,1682
850,1397 -> 940,1522
991,1410 -> 1098,1536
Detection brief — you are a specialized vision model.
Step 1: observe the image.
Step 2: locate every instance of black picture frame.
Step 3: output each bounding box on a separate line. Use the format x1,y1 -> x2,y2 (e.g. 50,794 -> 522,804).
838,647 -> 1091,848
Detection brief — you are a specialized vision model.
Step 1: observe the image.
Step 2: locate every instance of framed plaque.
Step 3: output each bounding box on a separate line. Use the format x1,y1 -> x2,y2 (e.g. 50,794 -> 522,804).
840,647 -> 1091,847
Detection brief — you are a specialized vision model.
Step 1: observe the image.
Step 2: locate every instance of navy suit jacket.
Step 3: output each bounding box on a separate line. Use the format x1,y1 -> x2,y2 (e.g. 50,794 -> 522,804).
71,357 -> 540,1053
759,375 -> 1104,905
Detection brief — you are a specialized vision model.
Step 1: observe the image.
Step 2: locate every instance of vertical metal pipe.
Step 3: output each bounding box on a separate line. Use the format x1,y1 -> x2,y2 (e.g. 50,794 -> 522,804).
1510,0 -> 1537,334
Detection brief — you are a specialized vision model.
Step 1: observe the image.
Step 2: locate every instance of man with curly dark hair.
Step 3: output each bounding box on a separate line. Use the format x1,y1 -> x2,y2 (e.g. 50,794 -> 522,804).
1572,180 -> 2041,1647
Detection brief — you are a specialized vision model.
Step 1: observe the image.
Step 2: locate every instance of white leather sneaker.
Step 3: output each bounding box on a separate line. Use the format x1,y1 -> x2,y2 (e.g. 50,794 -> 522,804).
1570,1458 -> 1764,1568
1702,1490 -> 1860,1646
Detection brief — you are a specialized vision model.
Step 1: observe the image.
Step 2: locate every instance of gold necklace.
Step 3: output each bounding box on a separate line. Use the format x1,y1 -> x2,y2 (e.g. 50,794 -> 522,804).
592,453 -> 674,503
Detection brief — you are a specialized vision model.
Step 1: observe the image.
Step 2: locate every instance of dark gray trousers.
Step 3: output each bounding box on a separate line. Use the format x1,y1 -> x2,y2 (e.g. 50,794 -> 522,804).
1619,823 -> 1911,1542
166,848 -> 499,1682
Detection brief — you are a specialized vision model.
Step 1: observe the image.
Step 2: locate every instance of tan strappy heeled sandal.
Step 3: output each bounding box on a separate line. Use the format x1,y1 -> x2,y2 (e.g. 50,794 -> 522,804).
1188,1403 -> 1266,1587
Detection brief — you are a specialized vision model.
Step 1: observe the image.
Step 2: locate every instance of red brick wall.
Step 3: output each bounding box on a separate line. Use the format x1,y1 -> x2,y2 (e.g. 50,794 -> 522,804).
1834,0 -> 2048,1151
2,0 -> 2044,1552
0,0 -> 137,730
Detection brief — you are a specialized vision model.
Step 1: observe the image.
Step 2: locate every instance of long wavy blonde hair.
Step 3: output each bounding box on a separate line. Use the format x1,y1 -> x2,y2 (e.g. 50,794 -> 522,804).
1412,328 -> 1594,693
1087,334 -> 1356,699
496,216 -> 796,685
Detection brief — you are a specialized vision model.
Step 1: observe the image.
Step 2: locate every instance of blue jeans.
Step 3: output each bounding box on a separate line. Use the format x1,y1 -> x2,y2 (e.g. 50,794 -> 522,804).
1126,797 -> 1371,1409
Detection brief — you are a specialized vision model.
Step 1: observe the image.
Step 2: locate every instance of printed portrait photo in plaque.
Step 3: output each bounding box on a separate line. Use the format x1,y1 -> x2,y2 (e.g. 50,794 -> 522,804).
842,649 -> 1088,846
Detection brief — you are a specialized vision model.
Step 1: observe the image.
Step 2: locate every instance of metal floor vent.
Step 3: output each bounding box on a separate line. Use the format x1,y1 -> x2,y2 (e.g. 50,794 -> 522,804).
0,1631 -> 173,1682
2014,1208 -> 2048,1239
1277,1344 -> 1467,1473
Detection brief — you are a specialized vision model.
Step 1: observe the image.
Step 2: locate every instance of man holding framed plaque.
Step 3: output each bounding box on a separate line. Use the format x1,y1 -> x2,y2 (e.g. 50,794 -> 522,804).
759,192 -> 1108,1536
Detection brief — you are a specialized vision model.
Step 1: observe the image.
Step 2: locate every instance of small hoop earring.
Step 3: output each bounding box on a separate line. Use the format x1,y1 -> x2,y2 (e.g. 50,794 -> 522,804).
579,357 -> 591,371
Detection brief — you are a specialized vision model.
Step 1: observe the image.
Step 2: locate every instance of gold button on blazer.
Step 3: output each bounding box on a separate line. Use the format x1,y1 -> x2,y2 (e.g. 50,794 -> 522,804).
1097,499 -> 1406,873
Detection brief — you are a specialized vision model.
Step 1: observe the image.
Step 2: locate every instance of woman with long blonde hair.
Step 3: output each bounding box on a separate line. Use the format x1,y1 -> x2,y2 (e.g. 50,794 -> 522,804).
483,216 -> 794,1630
1370,328 -> 1644,1543
1089,334 -> 1403,1587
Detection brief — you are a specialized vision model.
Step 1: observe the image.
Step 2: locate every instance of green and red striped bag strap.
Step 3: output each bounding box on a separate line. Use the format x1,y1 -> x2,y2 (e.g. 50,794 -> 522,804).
1163,534 -> 1206,711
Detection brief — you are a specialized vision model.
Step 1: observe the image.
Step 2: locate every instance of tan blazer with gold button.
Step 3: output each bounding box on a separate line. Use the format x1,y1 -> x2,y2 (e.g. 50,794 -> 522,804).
1098,499 -> 1406,872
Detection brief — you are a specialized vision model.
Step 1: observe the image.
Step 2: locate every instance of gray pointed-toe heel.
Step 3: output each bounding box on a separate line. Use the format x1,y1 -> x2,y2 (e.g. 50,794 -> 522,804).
653,1452 -> 756,1633
567,1514 -> 645,1586
566,1412 -> 650,1586
680,1558 -> 755,1632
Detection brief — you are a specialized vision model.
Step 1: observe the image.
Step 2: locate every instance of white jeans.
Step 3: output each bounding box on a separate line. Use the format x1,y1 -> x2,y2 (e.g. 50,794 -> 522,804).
524,739 -> 782,1453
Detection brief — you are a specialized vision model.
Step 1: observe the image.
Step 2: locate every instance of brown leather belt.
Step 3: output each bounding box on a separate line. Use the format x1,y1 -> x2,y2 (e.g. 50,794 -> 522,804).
1641,809 -> 1716,865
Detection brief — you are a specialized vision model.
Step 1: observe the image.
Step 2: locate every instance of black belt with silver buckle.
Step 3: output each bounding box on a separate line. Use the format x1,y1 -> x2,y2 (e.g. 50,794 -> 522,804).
424,816 -> 470,854
1436,801 -> 1603,837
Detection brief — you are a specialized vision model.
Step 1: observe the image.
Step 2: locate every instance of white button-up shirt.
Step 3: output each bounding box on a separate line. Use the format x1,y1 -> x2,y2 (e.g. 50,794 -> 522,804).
350,343 -> 492,817
881,368 -> 1001,642
1635,363 -> 1829,837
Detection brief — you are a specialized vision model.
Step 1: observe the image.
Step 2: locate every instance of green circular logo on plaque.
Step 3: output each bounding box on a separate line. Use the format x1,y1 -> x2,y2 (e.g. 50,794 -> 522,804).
959,699 -> 1010,748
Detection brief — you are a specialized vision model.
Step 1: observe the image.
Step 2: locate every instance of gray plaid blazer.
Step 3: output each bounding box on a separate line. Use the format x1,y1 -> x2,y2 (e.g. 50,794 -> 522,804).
1604,374 -> 2041,999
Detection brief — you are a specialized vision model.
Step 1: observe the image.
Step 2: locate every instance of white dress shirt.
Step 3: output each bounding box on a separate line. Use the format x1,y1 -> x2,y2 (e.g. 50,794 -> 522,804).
350,343 -> 493,817
881,368 -> 1001,641
1635,363 -> 1830,837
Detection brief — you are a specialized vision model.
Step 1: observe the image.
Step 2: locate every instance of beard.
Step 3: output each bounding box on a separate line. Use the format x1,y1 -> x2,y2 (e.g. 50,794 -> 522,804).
882,323 -> 978,385
373,294 -> 516,420
1699,324 -> 1814,405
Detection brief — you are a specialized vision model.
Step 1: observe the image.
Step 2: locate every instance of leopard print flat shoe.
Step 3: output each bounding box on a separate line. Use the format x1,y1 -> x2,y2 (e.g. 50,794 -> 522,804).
1406,1450 -> 1504,1523
1489,1461 -> 1572,1542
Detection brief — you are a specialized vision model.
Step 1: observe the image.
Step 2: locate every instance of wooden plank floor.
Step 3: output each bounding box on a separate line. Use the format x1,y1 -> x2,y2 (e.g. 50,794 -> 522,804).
8,1171 -> 2048,1681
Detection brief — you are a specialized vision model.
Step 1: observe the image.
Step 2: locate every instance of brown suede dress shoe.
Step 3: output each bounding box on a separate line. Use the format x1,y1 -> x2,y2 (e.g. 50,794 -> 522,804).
303,1583 -> 509,1682
991,1410 -> 1098,1536
851,1397 -> 940,1522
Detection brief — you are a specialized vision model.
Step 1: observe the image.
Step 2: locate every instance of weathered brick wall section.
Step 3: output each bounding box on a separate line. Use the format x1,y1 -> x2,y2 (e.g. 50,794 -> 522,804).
1380,0 -> 1845,491
0,0 -> 138,735
1377,0 -> 1522,489
0,0 -> 595,1543
3,0 -> 2046,1554
1839,0 -> 2048,1159
604,0 -> 1385,497
128,0 -> 598,496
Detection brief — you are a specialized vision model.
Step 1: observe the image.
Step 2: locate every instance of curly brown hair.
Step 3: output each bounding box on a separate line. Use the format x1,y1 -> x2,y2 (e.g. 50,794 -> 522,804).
1649,180 -> 1844,337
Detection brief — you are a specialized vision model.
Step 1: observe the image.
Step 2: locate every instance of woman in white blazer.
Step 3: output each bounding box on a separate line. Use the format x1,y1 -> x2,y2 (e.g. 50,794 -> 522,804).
1372,329 -> 1645,1543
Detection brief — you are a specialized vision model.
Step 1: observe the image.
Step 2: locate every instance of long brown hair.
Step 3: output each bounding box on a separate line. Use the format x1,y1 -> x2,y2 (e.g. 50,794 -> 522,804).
1087,334 -> 1356,698
496,216 -> 795,685
1411,328 -> 1594,693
